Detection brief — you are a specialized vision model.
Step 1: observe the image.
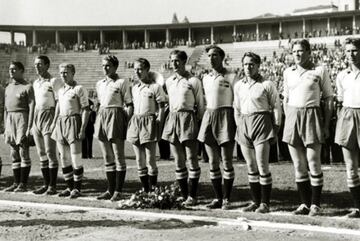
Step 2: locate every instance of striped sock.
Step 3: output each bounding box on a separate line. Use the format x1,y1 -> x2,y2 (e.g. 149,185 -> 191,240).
223,168 -> 235,200
296,180 -> 312,207
115,170 -> 126,192
310,173 -> 323,206
260,173 -> 272,205
189,168 -> 201,198
210,168 -> 222,200
74,166 -> 84,191
138,167 -> 149,192
62,165 -> 74,190
176,168 -> 189,199
12,160 -> 21,184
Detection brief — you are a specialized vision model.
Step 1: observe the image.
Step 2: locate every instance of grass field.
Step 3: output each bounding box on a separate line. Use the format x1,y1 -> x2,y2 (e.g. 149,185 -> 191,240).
0,135 -> 359,230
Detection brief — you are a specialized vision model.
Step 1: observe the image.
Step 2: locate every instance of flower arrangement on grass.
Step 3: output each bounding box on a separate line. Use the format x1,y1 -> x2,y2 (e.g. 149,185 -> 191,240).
117,183 -> 184,209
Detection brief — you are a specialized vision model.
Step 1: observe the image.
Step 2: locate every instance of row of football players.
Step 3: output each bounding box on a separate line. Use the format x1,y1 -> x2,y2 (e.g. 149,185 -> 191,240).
2,39 -> 360,218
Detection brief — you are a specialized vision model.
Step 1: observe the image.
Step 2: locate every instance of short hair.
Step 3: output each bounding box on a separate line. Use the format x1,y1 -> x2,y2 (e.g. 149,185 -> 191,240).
205,45 -> 225,59
10,61 -> 25,73
345,38 -> 360,50
59,63 -> 76,74
292,39 -> 311,52
169,50 -> 188,62
36,55 -> 50,66
135,58 -> 150,71
242,52 -> 261,65
103,55 -> 119,68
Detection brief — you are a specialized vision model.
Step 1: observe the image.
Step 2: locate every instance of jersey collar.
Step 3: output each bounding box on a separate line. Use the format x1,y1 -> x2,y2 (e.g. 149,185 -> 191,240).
38,72 -> 51,81
104,74 -> 119,82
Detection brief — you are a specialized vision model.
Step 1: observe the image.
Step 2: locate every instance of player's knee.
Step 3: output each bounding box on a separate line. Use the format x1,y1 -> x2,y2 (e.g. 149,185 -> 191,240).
104,153 -> 115,163
46,150 -> 57,162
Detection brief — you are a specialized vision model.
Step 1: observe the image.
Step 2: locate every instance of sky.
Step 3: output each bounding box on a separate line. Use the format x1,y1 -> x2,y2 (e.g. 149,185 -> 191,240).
0,0 -> 335,42
0,0 -> 335,25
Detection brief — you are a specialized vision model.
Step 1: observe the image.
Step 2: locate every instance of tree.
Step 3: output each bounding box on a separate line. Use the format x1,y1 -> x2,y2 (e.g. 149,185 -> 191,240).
172,13 -> 179,24
182,16 -> 189,23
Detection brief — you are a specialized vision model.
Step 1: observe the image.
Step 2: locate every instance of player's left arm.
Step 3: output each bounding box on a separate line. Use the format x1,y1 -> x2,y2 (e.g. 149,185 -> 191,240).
320,68 -> 334,139
335,72 -> 344,116
50,101 -> 59,133
78,87 -> 90,140
268,81 -> 282,131
26,85 -> 35,137
193,77 -> 205,120
154,84 -> 167,127
122,79 -> 134,120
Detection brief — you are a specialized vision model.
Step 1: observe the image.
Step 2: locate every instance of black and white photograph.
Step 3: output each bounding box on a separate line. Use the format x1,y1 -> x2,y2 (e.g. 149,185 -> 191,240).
0,0 -> 360,240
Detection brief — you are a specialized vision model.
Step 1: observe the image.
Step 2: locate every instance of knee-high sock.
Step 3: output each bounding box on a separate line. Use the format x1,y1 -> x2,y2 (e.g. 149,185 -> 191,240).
310,173 -> 323,206
138,167 -> 149,193
49,167 -> 58,188
260,173 -> 272,205
62,165 -> 74,190
115,170 -> 126,192
74,166 -> 84,191
106,171 -> 116,194
296,180 -> 312,207
223,168 -> 235,200
176,167 -> 189,199
20,167 -> 31,185
248,172 -> 261,204
149,168 -> 158,189
350,186 -> 360,209
12,160 -> 21,184
210,168 -> 222,200
189,168 -> 201,198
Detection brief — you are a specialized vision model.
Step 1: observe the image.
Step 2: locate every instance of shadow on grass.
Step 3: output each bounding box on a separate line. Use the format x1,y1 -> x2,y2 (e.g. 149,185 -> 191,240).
0,175 -> 355,217
0,218 -> 216,230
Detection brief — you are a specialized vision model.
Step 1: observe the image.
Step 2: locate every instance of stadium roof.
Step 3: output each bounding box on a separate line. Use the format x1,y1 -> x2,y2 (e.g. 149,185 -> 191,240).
1,10 -> 359,32
293,4 -> 338,13
252,13 -> 279,19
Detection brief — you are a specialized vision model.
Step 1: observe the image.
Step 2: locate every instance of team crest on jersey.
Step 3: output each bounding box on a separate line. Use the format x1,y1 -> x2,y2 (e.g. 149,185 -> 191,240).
16,92 -> 26,99
306,72 -> 320,83
182,83 -> 192,90
142,90 -> 153,98
219,80 -> 230,88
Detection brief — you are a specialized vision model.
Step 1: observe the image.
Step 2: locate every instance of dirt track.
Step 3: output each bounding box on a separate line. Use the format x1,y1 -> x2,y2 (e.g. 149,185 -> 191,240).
0,201 -> 358,241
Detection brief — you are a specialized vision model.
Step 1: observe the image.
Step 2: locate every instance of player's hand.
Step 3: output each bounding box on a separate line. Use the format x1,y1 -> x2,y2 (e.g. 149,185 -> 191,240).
273,125 -> 280,134
78,129 -> 86,140
26,127 -> 32,137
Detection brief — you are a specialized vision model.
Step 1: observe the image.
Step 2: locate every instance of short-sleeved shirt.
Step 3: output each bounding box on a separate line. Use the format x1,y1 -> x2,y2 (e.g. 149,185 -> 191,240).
283,64 -> 333,107
336,67 -> 360,107
233,76 -> 279,115
166,72 -> 205,119
132,81 -> 166,115
5,79 -> 34,112
96,75 -> 132,108
58,82 -> 89,116
33,72 -> 64,110
202,69 -> 237,109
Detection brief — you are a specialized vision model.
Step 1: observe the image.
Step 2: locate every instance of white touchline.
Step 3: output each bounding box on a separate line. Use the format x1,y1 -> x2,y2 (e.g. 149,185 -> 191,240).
0,200 -> 359,237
